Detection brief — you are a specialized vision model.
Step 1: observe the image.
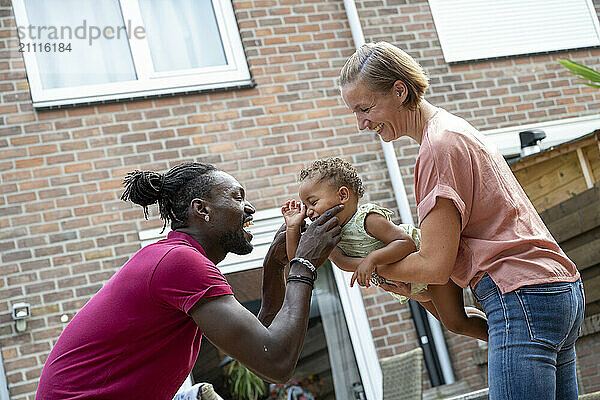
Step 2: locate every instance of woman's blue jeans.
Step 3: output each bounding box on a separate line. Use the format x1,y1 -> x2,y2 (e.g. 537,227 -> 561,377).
472,274 -> 585,399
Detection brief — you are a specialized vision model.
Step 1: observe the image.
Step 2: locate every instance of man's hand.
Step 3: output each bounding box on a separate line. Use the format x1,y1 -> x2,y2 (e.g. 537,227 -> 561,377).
295,204 -> 343,268
379,281 -> 432,302
264,223 -> 289,268
281,200 -> 306,228
350,256 -> 377,288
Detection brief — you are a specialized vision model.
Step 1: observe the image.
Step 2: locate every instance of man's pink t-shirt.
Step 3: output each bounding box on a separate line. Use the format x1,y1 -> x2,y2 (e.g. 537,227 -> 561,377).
36,231 -> 233,400
415,109 -> 579,293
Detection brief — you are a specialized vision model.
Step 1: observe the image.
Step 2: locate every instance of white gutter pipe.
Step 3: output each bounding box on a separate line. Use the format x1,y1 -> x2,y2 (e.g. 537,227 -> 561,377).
342,0 -> 456,386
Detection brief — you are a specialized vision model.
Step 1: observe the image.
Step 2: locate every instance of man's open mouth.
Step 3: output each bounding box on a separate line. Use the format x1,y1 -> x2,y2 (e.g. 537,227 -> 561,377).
242,219 -> 254,241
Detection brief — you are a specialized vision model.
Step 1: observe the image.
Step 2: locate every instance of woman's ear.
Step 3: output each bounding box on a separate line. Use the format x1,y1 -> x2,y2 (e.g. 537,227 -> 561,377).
338,186 -> 351,203
393,80 -> 408,103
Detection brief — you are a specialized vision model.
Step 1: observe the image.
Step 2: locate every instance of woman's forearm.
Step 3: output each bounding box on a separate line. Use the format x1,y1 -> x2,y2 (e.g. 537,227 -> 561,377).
376,251 -> 450,285
368,239 -> 416,265
328,247 -> 361,272
377,198 -> 461,285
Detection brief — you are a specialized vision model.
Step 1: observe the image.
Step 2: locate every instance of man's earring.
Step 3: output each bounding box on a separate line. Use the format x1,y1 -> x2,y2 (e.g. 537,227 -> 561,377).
204,215 -> 210,222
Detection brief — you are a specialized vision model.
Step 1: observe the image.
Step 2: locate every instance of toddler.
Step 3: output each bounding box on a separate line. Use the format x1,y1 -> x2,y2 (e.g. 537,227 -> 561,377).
282,157 -> 488,341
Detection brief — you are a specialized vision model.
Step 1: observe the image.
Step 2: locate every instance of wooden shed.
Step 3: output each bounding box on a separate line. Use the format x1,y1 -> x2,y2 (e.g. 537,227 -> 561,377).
509,129 -> 600,316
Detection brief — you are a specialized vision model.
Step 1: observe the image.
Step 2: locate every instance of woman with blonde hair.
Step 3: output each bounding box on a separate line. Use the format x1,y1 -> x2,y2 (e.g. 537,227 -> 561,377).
339,42 -> 584,399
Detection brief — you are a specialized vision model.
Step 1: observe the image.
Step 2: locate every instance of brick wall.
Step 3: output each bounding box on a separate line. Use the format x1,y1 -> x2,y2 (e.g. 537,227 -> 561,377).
1,0 -> 599,398
577,333 -> 600,393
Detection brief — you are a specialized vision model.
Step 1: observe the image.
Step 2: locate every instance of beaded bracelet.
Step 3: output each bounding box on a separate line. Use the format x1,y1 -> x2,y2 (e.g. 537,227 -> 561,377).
290,257 -> 317,281
371,271 -> 386,286
286,274 -> 314,289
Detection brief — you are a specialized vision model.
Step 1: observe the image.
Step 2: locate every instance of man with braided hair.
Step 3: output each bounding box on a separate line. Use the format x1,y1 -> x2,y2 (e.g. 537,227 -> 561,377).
37,162 -> 343,400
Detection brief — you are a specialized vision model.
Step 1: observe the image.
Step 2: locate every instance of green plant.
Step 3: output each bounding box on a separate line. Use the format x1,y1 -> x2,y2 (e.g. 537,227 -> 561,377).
269,375 -> 324,400
225,359 -> 267,400
558,59 -> 600,88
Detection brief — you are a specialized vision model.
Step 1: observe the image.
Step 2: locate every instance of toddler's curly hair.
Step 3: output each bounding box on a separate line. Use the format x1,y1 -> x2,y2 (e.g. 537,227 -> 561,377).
299,157 -> 365,198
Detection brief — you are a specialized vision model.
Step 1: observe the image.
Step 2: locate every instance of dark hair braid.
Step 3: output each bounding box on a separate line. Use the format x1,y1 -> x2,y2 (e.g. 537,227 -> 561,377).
121,162 -> 218,232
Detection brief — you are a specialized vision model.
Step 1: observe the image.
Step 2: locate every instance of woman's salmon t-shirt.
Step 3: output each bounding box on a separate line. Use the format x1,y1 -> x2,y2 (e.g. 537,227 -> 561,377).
415,109 -> 579,293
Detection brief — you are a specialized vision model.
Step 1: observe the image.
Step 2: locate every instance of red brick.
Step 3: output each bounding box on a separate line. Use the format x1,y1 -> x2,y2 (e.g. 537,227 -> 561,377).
9,135 -> 39,146
64,162 -> 93,174
28,144 -> 58,156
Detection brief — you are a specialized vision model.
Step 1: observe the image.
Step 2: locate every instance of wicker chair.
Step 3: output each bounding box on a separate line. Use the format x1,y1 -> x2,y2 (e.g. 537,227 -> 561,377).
381,347 -> 424,400
580,392 -> 600,400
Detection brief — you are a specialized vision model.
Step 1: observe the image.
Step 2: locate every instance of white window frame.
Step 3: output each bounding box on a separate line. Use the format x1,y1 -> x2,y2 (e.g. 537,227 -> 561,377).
12,0 -> 252,108
428,0 -> 600,63
139,207 -> 382,400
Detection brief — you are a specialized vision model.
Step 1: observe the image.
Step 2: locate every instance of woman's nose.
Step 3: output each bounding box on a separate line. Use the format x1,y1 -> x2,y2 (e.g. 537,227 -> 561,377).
356,115 -> 370,131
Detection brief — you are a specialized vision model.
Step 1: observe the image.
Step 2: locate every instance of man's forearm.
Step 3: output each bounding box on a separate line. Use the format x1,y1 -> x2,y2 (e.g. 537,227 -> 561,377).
252,262 -> 314,383
257,248 -> 286,326
285,228 -> 301,260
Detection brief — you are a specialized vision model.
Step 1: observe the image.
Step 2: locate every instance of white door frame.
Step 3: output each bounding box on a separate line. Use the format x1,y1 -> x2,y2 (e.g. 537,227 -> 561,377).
0,349 -> 10,400
331,267 -> 382,400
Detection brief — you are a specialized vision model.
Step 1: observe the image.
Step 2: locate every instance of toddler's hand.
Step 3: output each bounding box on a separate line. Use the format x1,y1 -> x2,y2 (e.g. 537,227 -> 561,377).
281,199 -> 306,228
350,257 -> 377,288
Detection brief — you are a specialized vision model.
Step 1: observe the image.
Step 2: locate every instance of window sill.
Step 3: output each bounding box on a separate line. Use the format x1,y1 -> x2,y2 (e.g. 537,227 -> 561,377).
33,79 -> 255,109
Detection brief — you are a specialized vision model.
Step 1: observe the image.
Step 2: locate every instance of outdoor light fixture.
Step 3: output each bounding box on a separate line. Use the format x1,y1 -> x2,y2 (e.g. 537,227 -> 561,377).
12,302 -> 31,333
519,129 -> 546,158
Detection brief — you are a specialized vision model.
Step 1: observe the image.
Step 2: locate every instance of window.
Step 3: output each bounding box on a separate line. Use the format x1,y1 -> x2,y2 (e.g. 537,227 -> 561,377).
428,0 -> 600,63
12,0 -> 252,108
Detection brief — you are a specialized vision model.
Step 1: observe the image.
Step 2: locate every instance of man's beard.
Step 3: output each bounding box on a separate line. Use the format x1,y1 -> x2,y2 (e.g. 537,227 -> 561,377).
219,228 -> 253,255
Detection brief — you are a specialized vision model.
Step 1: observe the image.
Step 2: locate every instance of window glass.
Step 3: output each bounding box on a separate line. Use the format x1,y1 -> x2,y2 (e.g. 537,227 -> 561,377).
138,0 -> 227,72
24,0 -> 136,89
428,0 -> 600,62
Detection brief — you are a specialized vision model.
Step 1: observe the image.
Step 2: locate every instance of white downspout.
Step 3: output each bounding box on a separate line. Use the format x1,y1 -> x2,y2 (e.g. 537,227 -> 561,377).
341,0 -> 456,385
0,349 -> 9,400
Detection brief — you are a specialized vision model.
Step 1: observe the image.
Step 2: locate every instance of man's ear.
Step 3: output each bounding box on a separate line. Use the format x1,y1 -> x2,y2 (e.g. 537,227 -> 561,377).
191,198 -> 210,220
338,186 -> 351,204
